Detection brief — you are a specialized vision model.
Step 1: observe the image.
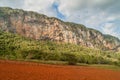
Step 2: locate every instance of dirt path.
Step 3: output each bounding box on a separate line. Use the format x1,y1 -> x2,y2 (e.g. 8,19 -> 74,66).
0,60 -> 120,80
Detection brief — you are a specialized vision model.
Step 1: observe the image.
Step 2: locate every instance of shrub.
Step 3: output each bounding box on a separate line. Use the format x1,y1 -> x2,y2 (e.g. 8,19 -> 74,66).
45,52 -> 61,61
78,54 -> 92,64
61,53 -> 78,65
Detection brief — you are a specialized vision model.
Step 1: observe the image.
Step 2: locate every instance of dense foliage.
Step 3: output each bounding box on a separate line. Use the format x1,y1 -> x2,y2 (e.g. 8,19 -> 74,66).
0,31 -> 120,66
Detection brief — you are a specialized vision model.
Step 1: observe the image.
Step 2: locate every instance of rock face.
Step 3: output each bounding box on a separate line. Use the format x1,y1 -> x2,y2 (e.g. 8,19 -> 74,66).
0,7 -> 120,51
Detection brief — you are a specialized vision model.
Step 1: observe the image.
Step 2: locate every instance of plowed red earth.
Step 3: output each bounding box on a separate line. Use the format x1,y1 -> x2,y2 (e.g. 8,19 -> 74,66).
0,60 -> 120,80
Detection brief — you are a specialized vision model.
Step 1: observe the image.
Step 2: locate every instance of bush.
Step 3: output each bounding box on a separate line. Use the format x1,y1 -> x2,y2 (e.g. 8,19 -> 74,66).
45,52 -> 61,61
78,54 -> 93,64
61,53 -> 78,65
21,50 -> 40,59
113,61 -> 120,66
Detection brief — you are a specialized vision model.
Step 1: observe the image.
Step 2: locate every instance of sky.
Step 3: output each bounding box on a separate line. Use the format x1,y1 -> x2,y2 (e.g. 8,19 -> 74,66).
0,0 -> 120,39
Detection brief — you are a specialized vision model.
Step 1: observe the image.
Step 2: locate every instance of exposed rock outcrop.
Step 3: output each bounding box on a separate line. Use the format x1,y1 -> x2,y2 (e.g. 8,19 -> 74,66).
0,7 -> 120,51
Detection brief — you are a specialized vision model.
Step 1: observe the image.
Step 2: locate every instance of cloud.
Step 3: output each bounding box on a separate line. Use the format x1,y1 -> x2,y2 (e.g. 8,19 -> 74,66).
0,0 -> 120,39
0,0 -> 24,8
57,0 -> 120,14
23,0 -> 56,16
103,23 -> 120,38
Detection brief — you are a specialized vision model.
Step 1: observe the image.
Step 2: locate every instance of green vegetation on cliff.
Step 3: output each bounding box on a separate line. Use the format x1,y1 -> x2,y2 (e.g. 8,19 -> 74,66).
0,31 -> 120,66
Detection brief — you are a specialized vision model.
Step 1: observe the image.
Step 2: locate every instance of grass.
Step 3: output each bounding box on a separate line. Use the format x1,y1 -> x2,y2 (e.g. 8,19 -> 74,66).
24,59 -> 68,65
29,60 -> 120,70
88,64 -> 120,70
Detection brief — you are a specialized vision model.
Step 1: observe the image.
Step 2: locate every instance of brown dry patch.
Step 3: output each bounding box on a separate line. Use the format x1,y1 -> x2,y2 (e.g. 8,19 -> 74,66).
0,60 -> 120,80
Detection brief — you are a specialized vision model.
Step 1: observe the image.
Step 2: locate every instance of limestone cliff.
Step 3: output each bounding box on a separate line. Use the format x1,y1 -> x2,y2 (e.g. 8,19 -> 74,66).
0,7 -> 120,51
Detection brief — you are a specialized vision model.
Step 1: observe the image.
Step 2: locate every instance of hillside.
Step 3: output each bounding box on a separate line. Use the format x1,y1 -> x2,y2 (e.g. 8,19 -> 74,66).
0,7 -> 120,51
0,30 -> 120,65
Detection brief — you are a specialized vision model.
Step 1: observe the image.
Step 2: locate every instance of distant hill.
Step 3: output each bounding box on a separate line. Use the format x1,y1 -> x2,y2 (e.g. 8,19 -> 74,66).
0,7 -> 120,52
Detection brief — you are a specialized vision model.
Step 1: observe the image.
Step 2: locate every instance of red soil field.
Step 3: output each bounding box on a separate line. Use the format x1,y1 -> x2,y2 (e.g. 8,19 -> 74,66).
0,60 -> 120,80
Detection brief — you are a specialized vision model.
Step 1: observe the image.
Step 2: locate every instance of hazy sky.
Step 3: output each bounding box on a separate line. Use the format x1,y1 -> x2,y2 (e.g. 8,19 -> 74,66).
0,0 -> 120,39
